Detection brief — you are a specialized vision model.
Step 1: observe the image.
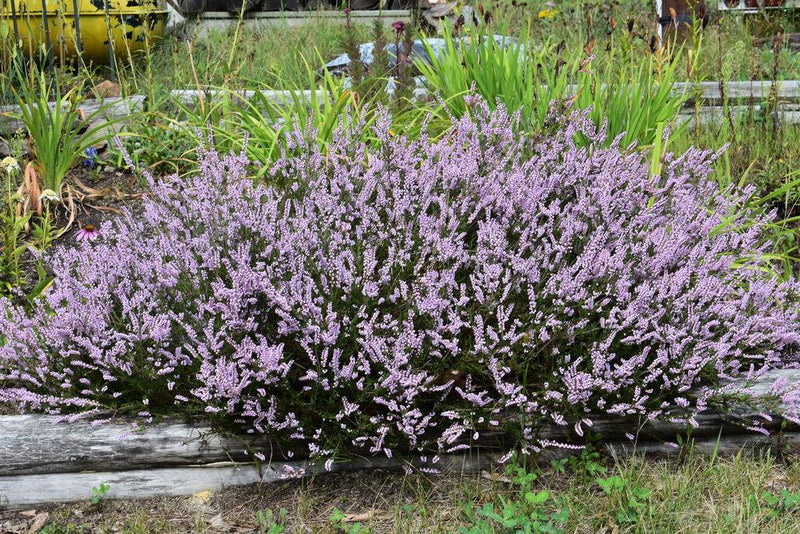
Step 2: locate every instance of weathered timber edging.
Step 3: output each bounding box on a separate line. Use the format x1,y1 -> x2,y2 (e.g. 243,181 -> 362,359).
166,85 -> 800,127
191,10 -> 413,35
676,80 -> 800,105
2,80 -> 800,136
168,88 -> 800,127
0,369 -> 798,508
0,455 -> 500,509
169,80 -> 800,107
0,96 -> 145,138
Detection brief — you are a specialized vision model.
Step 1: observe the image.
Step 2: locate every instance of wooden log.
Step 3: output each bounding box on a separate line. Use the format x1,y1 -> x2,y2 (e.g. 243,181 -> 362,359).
169,89 -> 327,108
0,96 -> 145,137
191,10 -> 413,34
99,82 -> 800,109
169,82 -> 800,107
0,464 -> 263,509
604,431 -> 800,459
0,369 -> 797,507
0,454 -> 499,509
1,370 -> 797,478
0,413 -> 756,477
676,80 -> 800,105
5,81 -> 800,136
0,415 -> 272,476
1,430 -> 798,509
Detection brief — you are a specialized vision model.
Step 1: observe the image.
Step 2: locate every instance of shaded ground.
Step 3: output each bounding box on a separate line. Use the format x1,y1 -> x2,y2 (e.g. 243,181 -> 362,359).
2,452 -> 800,533
14,163 -> 145,301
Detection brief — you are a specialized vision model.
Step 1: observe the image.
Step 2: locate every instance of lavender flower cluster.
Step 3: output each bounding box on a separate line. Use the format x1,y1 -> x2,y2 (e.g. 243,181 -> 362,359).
1,103 -> 798,460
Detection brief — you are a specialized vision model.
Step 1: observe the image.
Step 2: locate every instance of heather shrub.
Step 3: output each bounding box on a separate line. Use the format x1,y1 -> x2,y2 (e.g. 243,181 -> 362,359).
1,103 -> 798,462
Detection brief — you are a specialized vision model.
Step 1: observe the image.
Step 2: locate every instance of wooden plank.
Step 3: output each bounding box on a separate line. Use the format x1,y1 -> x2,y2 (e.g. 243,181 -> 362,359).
191,10 -> 412,35
169,89 -> 800,127
168,81 -> 800,111
675,80 -> 800,105
166,81 -> 800,106
198,10 -> 412,20
0,370 -> 797,507
731,368 -> 800,397
0,415 -> 272,476
0,96 -> 144,136
605,431 -> 800,458
1,370 -> 797,477
1,431 -> 798,509
676,104 -> 800,126
0,96 -> 144,120
717,0 -> 800,13
0,464 -> 263,509
4,81 -> 800,135
169,89 -> 327,108
0,454 -> 499,509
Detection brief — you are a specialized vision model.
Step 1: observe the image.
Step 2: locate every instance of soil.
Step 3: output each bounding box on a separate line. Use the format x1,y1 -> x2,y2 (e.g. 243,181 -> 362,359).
0,469 -> 479,533
16,160 -> 146,299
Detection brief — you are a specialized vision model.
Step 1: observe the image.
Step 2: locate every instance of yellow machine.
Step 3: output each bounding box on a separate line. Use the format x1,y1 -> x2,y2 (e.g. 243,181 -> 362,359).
0,0 -> 168,64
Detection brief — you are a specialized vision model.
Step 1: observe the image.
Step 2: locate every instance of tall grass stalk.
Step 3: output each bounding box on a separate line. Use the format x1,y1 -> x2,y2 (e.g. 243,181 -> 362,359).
415,24 -> 686,147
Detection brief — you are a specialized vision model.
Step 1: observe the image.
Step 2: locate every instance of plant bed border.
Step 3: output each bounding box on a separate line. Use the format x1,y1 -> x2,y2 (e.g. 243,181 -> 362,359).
190,10 -> 413,35
4,79 -> 800,135
0,369 -> 798,509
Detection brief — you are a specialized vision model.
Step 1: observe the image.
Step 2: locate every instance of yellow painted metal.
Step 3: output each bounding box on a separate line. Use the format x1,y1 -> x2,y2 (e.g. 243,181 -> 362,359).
0,0 -> 167,64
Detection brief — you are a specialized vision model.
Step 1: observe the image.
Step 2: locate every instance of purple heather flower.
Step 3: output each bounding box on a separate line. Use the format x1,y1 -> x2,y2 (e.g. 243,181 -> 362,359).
75,224 -> 99,242
83,146 -> 98,169
0,99 -> 797,461
392,20 -> 406,34
463,92 -> 482,109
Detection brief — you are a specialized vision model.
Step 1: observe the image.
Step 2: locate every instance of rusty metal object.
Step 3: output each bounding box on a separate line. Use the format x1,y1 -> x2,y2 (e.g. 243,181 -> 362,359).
656,0 -> 708,44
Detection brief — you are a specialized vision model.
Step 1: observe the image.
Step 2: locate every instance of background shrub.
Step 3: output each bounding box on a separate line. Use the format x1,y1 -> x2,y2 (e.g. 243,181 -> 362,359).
1,103 -> 798,462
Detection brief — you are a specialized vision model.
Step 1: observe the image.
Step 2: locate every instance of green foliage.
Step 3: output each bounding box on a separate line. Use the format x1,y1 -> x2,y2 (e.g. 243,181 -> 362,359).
110,113 -> 195,176
754,489 -> 800,519
173,51 -> 435,181
574,50 -> 688,148
39,524 -> 85,534
0,157 -> 28,294
7,66 -> 130,193
329,508 -> 371,533
460,458 -> 570,533
90,482 -> 111,504
415,24 -> 687,148
130,21 -> 371,94
176,63 -> 371,180
414,26 -> 544,130
256,507 -> 288,533
550,448 -> 607,478
595,474 -> 652,524
669,119 -> 800,280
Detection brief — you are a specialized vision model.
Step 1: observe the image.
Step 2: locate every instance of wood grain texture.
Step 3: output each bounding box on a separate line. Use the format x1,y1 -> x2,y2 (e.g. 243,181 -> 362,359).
0,454 -> 499,509
0,464 -> 263,509
0,96 -> 144,135
1,370 -> 797,478
169,81 -> 800,110
0,415 -> 271,476
1,430 -> 798,509
191,10 -> 412,34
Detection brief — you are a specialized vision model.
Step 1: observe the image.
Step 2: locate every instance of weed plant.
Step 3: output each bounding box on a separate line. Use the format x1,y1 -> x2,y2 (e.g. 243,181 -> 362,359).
0,155 -> 28,294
